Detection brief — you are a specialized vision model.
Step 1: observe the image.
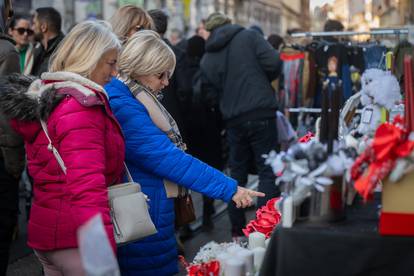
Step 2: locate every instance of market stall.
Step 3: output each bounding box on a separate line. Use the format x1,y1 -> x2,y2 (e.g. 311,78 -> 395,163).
182,29 -> 414,276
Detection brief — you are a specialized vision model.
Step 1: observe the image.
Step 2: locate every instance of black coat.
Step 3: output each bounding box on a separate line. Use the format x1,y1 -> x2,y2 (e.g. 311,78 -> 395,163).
0,37 -> 25,215
32,32 -> 65,76
200,24 -> 282,127
185,56 -> 224,170
159,39 -> 190,143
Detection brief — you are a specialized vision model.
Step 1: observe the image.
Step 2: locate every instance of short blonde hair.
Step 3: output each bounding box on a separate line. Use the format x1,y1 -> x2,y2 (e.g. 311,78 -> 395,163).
109,5 -> 154,43
118,30 -> 176,79
49,20 -> 121,78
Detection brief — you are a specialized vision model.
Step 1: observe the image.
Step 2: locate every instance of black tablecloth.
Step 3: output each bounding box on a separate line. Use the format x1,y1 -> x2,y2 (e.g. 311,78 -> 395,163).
260,194 -> 414,276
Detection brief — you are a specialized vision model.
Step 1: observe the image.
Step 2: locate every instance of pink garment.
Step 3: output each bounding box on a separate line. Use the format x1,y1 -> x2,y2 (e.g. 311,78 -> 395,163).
34,249 -> 85,276
12,74 -> 125,253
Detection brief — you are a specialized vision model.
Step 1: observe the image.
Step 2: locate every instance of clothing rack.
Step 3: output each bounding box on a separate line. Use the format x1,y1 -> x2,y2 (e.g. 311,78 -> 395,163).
288,107 -> 362,114
290,28 -> 408,38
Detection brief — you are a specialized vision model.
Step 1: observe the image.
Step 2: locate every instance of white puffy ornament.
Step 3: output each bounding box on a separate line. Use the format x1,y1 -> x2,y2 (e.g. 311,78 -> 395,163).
357,69 -> 401,136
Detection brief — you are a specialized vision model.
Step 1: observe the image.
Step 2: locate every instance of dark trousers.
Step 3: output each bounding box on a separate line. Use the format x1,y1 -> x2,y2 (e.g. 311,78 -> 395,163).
0,211 -> 16,276
226,118 -> 280,235
0,159 -> 19,276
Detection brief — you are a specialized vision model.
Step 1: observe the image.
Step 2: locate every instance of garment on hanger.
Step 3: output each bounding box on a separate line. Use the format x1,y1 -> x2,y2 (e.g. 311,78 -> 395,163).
280,47 -> 305,110
347,44 -> 365,73
314,40 -> 352,106
362,44 -> 387,70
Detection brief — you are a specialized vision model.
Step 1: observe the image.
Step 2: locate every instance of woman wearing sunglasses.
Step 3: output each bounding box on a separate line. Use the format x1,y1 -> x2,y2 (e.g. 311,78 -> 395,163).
105,30 -> 264,276
8,15 -> 34,75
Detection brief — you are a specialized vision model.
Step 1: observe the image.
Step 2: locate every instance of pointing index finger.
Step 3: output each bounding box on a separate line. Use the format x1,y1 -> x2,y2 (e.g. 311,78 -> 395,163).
248,191 -> 265,197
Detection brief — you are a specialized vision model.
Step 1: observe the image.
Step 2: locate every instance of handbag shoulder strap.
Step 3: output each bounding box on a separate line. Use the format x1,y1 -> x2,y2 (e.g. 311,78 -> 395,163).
40,120 -> 132,182
124,163 -> 133,182
41,120 -> 67,175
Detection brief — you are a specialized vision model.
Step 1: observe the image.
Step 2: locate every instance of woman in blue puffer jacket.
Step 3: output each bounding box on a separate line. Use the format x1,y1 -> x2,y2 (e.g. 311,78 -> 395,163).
105,30 -> 264,276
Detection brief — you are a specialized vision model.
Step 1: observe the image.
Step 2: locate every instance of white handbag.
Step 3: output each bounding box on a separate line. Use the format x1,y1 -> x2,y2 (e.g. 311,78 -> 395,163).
40,120 -> 157,245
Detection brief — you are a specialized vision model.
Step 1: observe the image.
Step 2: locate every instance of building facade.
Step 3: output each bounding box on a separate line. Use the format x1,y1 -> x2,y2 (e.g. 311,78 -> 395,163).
330,0 -> 412,31
15,0 -> 309,37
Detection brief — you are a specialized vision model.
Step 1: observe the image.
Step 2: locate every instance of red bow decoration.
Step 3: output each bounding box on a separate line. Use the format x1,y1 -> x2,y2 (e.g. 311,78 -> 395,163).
243,198 -> 281,238
298,132 -> 315,143
351,116 -> 414,201
179,256 -> 220,276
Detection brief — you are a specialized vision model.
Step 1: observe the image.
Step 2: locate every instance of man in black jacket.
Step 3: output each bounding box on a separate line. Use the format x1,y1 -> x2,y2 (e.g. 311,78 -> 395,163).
31,7 -> 64,76
200,12 -> 282,237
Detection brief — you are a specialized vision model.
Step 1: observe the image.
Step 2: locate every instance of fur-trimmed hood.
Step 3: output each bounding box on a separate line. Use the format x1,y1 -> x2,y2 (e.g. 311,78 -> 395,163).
0,71 -> 108,141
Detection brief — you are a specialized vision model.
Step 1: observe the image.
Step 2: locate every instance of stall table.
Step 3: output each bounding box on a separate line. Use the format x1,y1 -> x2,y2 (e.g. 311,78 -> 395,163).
260,194 -> 414,276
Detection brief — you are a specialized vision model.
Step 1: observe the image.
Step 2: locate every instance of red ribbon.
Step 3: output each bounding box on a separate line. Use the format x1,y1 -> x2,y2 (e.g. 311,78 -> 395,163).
352,116 -> 414,201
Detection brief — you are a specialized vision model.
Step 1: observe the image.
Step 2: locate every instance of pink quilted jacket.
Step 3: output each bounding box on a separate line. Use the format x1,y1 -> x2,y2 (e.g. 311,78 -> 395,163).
12,72 -> 125,252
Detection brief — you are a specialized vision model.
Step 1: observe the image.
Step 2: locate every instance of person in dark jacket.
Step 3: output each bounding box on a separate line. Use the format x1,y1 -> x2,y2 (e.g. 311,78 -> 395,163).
0,0 -> 26,274
148,9 -> 190,145
31,7 -> 64,76
200,12 -> 283,237
185,35 -> 223,230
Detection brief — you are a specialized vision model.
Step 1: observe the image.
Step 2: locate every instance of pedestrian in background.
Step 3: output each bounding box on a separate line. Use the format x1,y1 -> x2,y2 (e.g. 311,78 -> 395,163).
0,0 -> 26,274
148,9 -> 190,154
267,33 -> 284,51
109,5 -> 154,44
8,15 -> 34,75
0,20 -> 124,276
105,30 -> 264,276
249,24 -> 264,37
196,19 -> 209,40
169,27 -> 186,49
184,35 -> 224,231
200,12 -> 283,239
31,7 -> 64,76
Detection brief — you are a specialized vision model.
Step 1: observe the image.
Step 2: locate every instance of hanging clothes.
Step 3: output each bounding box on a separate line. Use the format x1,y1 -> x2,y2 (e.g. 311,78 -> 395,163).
301,52 -> 311,106
280,48 -> 305,110
313,40 -> 352,106
347,45 -> 365,73
362,44 -> 387,70
305,42 -> 319,106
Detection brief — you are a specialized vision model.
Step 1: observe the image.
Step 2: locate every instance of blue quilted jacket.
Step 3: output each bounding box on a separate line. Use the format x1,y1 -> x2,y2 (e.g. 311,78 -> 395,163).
105,78 -> 238,276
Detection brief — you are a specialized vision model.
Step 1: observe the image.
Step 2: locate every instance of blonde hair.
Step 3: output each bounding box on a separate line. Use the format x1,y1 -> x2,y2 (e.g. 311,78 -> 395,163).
109,5 -> 154,43
49,20 -> 121,78
118,30 -> 176,79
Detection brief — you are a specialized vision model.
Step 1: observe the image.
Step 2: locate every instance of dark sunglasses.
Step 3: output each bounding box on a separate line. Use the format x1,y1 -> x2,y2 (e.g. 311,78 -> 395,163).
15,27 -> 34,36
156,71 -> 171,80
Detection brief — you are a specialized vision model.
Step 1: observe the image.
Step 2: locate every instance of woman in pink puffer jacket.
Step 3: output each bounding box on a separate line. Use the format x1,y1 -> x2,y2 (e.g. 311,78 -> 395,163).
0,21 -> 124,276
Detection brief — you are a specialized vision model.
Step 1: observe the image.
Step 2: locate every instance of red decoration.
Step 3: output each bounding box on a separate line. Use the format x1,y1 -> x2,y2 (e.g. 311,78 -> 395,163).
380,212 -> 414,236
298,132 -> 315,143
243,198 -> 282,238
351,116 -> 414,201
179,256 -> 220,276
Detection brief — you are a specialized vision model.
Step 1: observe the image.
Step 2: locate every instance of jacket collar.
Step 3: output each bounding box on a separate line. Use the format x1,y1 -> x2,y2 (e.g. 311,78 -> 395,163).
27,71 -> 107,99
45,32 -> 64,54
0,33 -> 16,45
